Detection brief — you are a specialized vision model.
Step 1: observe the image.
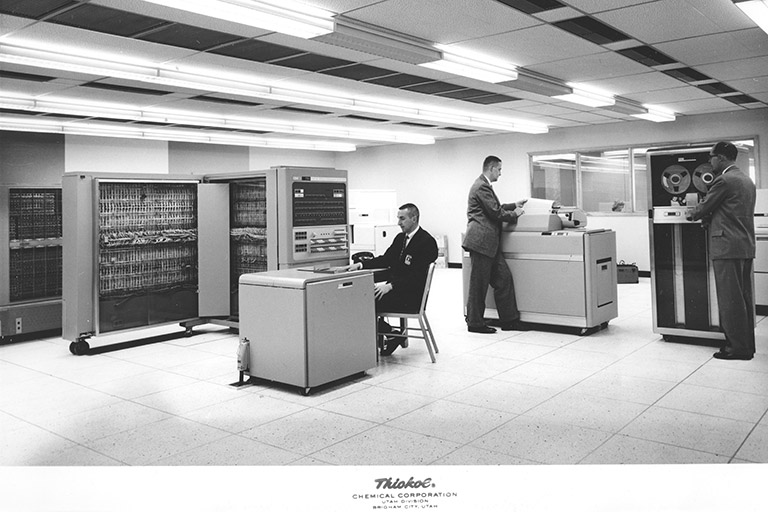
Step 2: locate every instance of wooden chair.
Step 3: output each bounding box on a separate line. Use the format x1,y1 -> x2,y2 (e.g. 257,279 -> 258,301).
376,262 -> 439,363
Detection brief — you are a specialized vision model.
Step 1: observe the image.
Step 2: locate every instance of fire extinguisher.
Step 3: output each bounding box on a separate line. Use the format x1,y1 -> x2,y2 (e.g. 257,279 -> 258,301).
237,337 -> 250,372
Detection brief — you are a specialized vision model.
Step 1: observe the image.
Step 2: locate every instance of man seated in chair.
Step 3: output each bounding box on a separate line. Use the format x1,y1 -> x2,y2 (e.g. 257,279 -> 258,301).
338,203 -> 438,355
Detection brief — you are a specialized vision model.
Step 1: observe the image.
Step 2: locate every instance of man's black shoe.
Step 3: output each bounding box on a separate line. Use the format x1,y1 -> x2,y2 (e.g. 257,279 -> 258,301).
499,321 -> 525,331
713,351 -> 753,360
468,325 -> 496,334
380,337 -> 404,356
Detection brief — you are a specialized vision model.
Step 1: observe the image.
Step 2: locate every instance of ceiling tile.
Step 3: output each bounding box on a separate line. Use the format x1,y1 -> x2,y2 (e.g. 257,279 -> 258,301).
462,94 -> 521,105
495,0 -> 568,15
343,0 -> 540,44
582,71 -> 685,95
401,81 -> 466,94
474,24 -> 606,67
516,103 -> 582,116
552,15 -> 631,44
272,53 -> 355,72
627,84 -> 714,104
0,0 -> 76,18
553,111 -> 616,123
528,51 -> 649,82
726,76 -> 768,94
659,96 -> 743,115
48,3 -> 168,37
365,73 -> 434,88
137,23 -> 243,52
209,39 -> 305,63
697,56 -> 768,81
655,29 -> 768,67
593,0 -> 720,44
319,63 -> 397,80
559,0 -> 651,13
533,7 -> 582,22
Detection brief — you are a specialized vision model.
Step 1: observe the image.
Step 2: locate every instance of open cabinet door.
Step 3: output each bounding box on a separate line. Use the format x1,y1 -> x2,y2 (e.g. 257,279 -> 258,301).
197,183 -> 231,318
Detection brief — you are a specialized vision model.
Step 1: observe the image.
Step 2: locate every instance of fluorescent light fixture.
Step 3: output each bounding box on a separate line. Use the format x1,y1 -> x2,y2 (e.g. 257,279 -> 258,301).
0,94 -> 435,145
0,42 -> 547,135
0,42 -> 157,80
509,69 -> 572,97
734,0 -> 768,34
0,115 -> 356,152
315,16 -> 441,64
554,83 -> 615,107
139,0 -> 334,39
604,97 -> 647,116
632,105 -> 676,123
420,45 -> 518,84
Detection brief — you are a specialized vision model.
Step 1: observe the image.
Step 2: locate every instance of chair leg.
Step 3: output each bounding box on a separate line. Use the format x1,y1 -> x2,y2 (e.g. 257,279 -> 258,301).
418,316 -> 436,363
423,313 -> 438,354
399,317 -> 408,347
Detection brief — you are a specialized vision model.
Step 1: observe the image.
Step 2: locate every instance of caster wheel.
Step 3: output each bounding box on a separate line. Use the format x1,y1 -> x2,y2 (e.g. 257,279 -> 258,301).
73,340 -> 90,355
69,342 -> 77,355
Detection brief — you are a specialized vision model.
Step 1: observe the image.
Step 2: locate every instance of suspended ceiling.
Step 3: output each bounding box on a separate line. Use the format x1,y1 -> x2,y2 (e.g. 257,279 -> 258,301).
0,0 -> 766,151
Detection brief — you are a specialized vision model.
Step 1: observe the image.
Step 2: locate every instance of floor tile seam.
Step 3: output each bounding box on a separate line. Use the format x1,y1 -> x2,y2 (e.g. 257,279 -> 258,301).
79,414 -> 235,462
0,408 -> 88,447
615,431 -> 743,459
430,442 -> 541,466
1,415 -> 136,466
574,431 -> 623,465
515,407 -> 649,437
0,371 -> 131,412
532,383 -> 668,408
378,417 -> 499,446
0,357 -> 121,383
48,444 -> 129,466
270,422 -> 386,460
612,358 -> 753,430
121,385 -> 249,419
672,379 -> 768,399
152,432 -> 306,466
726,408 -> 768,463
15,401 -> 179,447
628,403 -> 759,430
131,430 -> 253,467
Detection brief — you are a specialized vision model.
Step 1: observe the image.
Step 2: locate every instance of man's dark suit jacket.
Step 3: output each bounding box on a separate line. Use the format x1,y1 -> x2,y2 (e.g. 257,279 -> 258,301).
689,165 -> 756,260
462,175 -> 520,258
361,227 -> 438,311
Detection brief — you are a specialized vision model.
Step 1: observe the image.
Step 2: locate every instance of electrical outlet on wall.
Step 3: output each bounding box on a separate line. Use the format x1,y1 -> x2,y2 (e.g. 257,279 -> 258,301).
15,317 -> 22,334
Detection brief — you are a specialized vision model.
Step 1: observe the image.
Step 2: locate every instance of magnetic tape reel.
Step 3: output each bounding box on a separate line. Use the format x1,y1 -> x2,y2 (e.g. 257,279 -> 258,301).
692,163 -> 715,193
660,165 -> 691,196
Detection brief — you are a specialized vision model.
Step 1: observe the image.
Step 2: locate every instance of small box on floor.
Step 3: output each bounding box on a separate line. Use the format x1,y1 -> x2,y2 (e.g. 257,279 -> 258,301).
617,261 -> 638,284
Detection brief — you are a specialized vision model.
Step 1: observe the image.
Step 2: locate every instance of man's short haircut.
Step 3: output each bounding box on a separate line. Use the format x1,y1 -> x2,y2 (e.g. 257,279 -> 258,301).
399,203 -> 420,221
483,155 -> 501,172
711,141 -> 738,161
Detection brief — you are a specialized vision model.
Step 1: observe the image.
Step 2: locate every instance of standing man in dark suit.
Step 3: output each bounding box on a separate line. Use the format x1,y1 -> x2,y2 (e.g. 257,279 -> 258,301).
463,155 -> 527,333
686,141 -> 757,360
338,203 -> 438,355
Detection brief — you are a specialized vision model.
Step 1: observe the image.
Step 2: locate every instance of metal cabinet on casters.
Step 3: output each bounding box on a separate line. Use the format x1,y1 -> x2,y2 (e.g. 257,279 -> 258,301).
239,269 -> 377,395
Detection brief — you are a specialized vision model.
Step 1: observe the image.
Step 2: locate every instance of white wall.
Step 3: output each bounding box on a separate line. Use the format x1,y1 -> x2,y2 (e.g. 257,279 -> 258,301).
65,136 -> 169,174
337,109 -> 768,270
249,148 -> 336,170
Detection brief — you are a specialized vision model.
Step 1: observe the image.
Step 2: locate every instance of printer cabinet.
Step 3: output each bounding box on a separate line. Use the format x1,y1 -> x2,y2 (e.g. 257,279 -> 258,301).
463,229 -> 618,332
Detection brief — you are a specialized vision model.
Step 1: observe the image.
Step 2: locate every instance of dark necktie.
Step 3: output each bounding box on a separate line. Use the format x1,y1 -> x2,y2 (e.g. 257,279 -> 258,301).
399,234 -> 409,259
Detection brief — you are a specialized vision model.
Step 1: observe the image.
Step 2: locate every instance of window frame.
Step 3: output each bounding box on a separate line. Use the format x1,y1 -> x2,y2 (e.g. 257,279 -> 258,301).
529,137 -> 759,215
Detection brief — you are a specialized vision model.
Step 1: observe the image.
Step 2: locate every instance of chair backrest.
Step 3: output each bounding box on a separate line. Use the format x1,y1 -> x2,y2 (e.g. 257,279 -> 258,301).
418,262 -> 436,314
